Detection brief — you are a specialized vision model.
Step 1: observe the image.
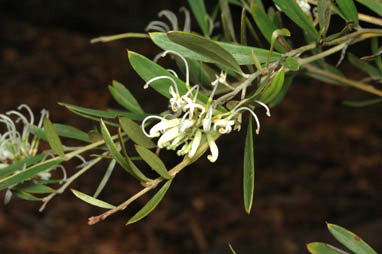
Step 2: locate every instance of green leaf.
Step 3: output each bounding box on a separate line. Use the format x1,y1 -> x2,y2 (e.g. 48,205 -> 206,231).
128,50 -> 225,112
0,159 -> 62,191
150,32 -> 281,65
243,117 -> 255,214
272,0 -> 319,40
260,68 -> 285,104
249,3 -> 288,53
327,223 -> 377,254
15,183 -> 54,193
307,242 -> 343,254
30,124 -> 91,143
109,80 -> 144,114
60,103 -> 148,121
0,154 -> 45,178
305,63 -> 345,85
71,189 -> 115,209
356,0 -> 382,16
220,0 -> 237,42
127,179 -> 172,224
371,38 -> 382,72
93,159 -> 116,198
318,0 -> 332,36
168,31 -> 242,74
43,118 -> 64,157
348,53 -> 382,80
135,145 -> 170,179
228,243 -> 238,254
100,119 -> 151,182
269,73 -> 295,107
119,117 -> 156,149
187,0 -> 209,36
343,98 -> 382,107
12,189 -> 41,201
282,56 -> 300,71
240,8 -> 247,46
335,0 -> 359,26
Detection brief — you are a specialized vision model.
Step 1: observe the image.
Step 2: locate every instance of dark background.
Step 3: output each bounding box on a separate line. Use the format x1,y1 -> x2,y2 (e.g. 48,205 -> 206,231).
0,1 -> 381,253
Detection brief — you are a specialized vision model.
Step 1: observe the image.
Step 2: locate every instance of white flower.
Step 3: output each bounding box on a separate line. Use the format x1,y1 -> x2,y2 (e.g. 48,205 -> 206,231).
146,7 -> 191,33
188,130 -> 202,158
141,50 -> 272,163
206,133 -> 218,163
276,0 -> 311,15
0,105 -> 48,163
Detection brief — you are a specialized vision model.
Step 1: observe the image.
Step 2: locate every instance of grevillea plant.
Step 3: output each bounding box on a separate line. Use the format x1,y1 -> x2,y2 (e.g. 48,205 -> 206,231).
1,0 -> 381,251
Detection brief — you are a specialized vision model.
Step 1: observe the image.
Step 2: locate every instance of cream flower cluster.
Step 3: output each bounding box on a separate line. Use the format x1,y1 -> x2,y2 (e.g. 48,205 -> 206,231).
141,51 -> 270,163
0,104 -> 48,168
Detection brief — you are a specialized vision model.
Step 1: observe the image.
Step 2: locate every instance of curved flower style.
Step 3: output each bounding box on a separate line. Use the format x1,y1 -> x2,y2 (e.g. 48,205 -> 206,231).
145,7 -> 191,33
0,105 -> 68,204
141,51 -> 271,163
0,104 -> 48,165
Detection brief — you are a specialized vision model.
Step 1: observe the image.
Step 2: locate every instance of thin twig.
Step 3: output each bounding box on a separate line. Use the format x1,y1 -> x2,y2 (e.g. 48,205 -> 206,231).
90,33 -> 149,44
303,64 -> 382,96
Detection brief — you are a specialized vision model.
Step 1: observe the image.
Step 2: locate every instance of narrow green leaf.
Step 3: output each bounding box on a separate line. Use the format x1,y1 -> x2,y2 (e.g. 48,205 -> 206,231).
15,183 -> 54,193
127,179 -> 172,224
44,118 -> 64,157
220,0 -> 237,42
272,0 -> 319,40
269,73 -> 295,107
150,32 -> 281,65
335,0 -> 359,26
12,189 -> 40,201
128,50 -> 226,112
348,53 -> 382,80
305,63 -> 345,85
260,68 -> 285,104
318,0 -> 331,36
371,38 -> 382,72
109,80 -> 144,114
71,189 -> 115,209
30,124 -> 90,143
243,117 -> 255,214
187,0 -> 210,36
0,154 -> 44,178
135,145 -> 170,179
60,103 -> 148,121
0,159 -> 62,191
240,8 -> 247,46
119,117 -> 156,149
168,31 -> 242,74
356,0 -> 382,16
100,119 -> 151,182
327,223 -> 377,254
343,98 -> 382,107
250,3 -> 288,53
93,159 -> 116,198
225,0 -> 241,6
307,242 -> 343,254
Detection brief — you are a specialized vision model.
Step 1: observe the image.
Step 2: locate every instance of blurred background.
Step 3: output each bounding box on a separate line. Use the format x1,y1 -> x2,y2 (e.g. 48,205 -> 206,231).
0,0 -> 381,253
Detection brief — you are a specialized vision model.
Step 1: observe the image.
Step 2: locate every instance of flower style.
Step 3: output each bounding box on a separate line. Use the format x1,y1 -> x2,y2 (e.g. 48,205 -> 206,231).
146,7 -> 191,33
0,105 -> 68,204
141,51 -> 271,163
0,104 -> 47,165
